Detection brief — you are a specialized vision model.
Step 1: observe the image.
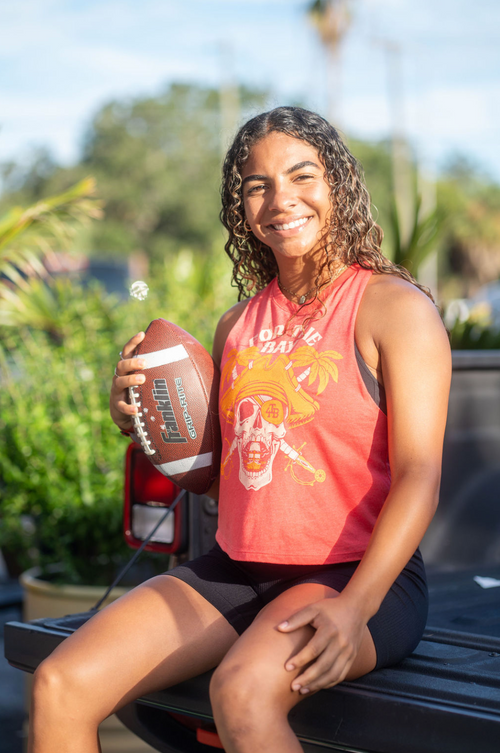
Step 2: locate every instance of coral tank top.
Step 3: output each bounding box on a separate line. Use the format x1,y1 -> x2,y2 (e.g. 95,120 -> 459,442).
216,265 -> 391,564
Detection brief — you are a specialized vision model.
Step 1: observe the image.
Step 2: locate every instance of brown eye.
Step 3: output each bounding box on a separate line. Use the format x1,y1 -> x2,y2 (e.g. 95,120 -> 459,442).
247,184 -> 266,194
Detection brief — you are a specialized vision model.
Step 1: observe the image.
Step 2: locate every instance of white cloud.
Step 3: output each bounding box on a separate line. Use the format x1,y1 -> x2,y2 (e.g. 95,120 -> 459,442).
0,91 -> 97,162
68,45 -> 201,81
362,0 -> 410,8
0,0 -> 499,180
341,79 -> 500,176
344,82 -> 498,137
412,85 -> 495,139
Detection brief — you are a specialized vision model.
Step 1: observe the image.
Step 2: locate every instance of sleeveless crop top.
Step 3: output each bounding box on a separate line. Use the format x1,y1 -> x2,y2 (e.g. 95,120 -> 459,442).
216,265 -> 391,565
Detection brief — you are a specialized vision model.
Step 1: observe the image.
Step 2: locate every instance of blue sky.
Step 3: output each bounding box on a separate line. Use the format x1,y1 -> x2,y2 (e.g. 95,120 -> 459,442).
1,0 -> 499,181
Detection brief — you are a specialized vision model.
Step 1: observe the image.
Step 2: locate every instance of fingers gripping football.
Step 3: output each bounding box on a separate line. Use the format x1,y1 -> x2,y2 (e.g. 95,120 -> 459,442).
110,331 -> 146,431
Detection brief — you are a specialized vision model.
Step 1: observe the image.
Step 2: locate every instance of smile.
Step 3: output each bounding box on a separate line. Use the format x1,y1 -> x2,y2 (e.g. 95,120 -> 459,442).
270,217 -> 311,231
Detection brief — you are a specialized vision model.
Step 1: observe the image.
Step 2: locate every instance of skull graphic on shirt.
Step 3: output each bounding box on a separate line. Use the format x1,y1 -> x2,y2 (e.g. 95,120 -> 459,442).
233,396 -> 287,490
220,346 -> 342,489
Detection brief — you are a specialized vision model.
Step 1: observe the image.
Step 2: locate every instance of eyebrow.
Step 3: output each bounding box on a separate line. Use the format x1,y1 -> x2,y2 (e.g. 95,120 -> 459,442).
242,161 -> 321,186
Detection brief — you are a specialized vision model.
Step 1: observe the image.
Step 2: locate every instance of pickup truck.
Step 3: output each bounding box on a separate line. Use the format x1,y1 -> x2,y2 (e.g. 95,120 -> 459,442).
5,350 -> 500,753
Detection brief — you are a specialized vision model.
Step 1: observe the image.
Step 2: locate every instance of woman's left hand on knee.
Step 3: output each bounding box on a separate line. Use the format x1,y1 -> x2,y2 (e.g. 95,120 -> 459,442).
277,595 -> 367,694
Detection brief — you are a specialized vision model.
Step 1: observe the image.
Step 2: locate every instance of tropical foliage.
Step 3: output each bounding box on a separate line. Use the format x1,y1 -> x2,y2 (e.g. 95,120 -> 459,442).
1,83 -> 268,263
0,285 -> 128,584
389,192 -> 443,274
437,158 -> 500,298
0,174 -> 237,584
0,177 -> 102,330
448,318 -> 500,350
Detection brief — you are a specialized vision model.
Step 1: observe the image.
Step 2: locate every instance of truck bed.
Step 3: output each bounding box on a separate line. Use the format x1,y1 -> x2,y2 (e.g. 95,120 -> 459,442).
5,352 -> 500,752
6,565 -> 500,753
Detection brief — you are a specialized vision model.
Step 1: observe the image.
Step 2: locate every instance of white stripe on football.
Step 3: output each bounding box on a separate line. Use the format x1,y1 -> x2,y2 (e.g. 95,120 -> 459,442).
141,344 -> 189,370
155,452 -> 213,477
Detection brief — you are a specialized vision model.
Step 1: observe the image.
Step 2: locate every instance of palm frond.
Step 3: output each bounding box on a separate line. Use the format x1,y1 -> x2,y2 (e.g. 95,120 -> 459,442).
390,192 -> 443,273
0,178 -> 103,332
290,347 -> 343,394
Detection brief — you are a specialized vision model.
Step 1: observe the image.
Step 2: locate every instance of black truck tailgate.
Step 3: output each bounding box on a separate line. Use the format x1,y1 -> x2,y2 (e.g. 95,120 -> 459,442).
5,566 -> 500,753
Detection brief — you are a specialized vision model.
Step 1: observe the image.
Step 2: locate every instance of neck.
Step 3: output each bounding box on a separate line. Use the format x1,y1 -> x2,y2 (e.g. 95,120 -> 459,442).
276,253 -> 321,292
276,255 -> 346,303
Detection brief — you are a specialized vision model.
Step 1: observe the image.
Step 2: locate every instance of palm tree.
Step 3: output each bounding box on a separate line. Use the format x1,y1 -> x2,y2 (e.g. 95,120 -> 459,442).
289,346 -> 343,394
308,0 -> 352,124
0,177 -> 102,331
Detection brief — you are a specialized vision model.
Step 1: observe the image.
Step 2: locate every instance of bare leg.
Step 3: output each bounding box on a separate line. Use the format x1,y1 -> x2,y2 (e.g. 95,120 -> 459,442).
29,575 -> 238,753
210,583 -> 377,753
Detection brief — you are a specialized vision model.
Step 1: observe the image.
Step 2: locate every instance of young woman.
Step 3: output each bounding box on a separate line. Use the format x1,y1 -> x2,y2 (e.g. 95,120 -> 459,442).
29,107 -> 451,753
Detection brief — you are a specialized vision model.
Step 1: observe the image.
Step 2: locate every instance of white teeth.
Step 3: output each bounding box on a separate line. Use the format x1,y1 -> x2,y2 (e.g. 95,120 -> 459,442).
273,217 -> 309,231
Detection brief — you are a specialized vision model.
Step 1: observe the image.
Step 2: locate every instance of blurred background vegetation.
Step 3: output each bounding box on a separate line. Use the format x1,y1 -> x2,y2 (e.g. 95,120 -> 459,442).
3,82 -> 500,300
1,69 -> 500,582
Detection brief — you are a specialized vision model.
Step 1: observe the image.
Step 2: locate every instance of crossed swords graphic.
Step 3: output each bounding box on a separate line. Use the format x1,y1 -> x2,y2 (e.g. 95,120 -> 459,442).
221,436 -> 325,485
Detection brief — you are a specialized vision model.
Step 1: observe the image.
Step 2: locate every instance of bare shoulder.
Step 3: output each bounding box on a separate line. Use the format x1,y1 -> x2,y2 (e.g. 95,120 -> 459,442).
363,271 -> 435,309
356,273 -> 450,384
361,273 -> 447,346
212,299 -> 251,367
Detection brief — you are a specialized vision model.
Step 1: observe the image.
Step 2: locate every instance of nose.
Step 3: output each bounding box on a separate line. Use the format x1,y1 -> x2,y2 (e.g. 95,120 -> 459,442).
267,182 -> 297,213
254,410 -> 263,430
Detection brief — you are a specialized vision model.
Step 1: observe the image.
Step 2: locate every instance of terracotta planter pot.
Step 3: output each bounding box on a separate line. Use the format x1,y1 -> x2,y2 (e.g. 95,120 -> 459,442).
20,566 -> 128,620
21,567 -> 156,753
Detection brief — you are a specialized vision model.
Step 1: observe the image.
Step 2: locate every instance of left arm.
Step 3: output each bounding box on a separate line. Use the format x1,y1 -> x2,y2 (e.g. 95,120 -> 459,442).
278,278 -> 452,691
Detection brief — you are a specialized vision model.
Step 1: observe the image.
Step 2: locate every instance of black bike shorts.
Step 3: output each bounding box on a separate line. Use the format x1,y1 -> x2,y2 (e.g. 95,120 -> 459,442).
167,543 -> 428,670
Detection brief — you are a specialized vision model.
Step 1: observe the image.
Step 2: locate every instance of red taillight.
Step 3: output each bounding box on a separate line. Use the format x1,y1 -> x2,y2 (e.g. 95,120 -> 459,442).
196,728 -> 224,748
166,711 -> 224,749
123,443 -> 187,554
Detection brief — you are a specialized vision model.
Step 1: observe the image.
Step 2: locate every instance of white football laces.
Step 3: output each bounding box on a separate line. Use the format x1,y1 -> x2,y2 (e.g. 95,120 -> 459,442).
129,386 -> 156,455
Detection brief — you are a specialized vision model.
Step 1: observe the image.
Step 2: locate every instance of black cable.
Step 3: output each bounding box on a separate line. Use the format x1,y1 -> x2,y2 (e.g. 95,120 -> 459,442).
91,488 -> 187,611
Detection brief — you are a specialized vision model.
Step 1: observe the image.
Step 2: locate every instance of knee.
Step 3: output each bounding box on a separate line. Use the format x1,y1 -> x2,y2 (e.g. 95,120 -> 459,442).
210,657 -> 282,727
32,657 -> 66,709
210,660 -> 254,711
32,654 -> 95,719
210,661 -> 262,743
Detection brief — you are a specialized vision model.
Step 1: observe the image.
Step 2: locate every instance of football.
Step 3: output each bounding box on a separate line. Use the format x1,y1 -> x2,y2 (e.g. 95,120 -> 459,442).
129,319 -> 221,495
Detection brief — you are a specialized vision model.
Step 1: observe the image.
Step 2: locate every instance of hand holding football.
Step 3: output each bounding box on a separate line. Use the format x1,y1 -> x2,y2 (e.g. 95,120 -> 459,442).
129,319 -> 221,495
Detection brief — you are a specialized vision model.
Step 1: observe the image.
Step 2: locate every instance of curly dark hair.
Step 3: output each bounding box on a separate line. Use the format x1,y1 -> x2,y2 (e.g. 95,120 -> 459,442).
220,106 -> 432,303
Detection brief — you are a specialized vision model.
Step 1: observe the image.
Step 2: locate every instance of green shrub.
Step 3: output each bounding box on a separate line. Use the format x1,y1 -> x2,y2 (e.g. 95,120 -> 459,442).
0,250 -> 237,584
448,301 -> 500,350
0,173 -> 237,584
449,320 -> 500,349
0,282 -> 128,584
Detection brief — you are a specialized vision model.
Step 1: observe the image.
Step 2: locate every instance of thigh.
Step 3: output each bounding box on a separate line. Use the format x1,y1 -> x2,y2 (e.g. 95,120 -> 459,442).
41,574 -> 238,718
216,582 -> 376,712
167,544 -> 265,635
367,549 -> 428,669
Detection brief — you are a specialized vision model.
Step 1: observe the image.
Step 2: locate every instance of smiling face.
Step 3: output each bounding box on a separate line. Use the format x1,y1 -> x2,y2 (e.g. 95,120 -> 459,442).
241,132 -> 332,263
